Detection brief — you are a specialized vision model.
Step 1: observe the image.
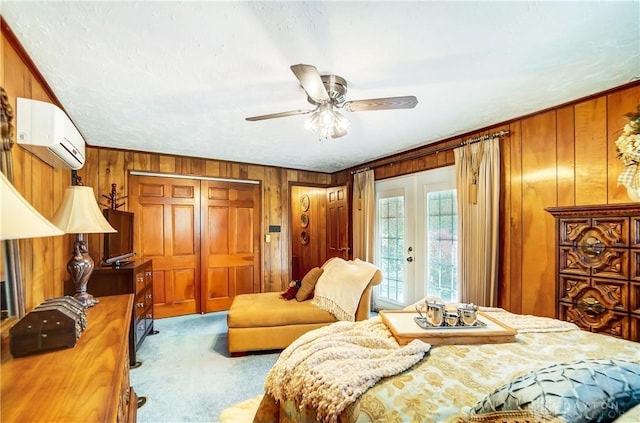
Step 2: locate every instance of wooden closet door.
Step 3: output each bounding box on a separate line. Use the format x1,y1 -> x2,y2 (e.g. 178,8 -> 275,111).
201,180 -> 261,312
326,185 -> 349,260
130,175 -> 201,318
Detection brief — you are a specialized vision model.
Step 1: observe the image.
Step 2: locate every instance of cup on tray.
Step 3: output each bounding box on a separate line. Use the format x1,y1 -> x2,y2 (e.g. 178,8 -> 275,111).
415,301 -> 446,326
425,302 -> 445,326
456,303 -> 478,326
444,312 -> 459,326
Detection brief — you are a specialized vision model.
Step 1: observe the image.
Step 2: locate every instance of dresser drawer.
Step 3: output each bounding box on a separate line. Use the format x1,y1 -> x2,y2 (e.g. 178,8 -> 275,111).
558,275 -> 628,310
631,314 -> 640,342
632,249 -> 640,281
631,281 -> 640,314
559,302 -> 629,339
559,246 -> 629,279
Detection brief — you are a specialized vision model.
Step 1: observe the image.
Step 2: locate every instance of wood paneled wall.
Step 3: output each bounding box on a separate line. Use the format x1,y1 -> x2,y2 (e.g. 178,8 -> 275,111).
4,25 -> 640,320
338,82 -> 640,318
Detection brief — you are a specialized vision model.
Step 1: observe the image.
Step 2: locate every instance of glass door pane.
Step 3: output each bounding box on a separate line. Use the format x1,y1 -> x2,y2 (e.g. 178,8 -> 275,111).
426,190 -> 458,302
378,195 -> 405,302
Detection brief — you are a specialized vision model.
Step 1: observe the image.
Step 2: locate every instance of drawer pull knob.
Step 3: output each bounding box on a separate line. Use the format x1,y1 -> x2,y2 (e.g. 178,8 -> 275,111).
577,296 -> 606,316
576,236 -> 606,258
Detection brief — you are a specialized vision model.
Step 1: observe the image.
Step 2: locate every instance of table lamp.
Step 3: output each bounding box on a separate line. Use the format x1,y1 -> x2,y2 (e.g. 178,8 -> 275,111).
51,185 -> 116,307
1,171 -> 64,319
0,171 -> 64,240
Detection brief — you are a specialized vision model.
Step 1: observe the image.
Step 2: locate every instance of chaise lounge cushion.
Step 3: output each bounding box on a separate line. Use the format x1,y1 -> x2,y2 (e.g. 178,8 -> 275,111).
228,292 -> 336,328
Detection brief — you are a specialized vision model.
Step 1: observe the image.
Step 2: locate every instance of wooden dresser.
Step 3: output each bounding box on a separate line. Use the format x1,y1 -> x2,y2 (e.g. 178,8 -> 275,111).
546,204 -> 640,341
65,259 -> 155,367
1,295 -> 137,422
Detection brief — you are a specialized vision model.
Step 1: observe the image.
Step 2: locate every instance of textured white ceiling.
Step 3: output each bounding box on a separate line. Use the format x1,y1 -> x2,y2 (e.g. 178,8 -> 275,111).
2,1 -> 639,173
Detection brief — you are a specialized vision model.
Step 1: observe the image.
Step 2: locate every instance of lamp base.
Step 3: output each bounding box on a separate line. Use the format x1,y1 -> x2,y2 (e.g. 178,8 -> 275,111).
73,291 -> 99,308
68,238 -> 99,308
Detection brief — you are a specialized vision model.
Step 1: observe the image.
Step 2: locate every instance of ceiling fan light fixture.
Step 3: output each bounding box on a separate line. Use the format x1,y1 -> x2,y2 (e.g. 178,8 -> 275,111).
245,64 -> 416,139
304,102 -> 350,140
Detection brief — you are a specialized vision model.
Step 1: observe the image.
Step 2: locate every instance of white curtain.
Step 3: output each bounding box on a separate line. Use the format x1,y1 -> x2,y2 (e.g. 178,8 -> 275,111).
454,137 -> 500,306
352,169 -> 375,262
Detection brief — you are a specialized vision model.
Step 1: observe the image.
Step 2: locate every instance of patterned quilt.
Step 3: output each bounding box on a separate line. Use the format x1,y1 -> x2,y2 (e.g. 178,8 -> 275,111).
252,311 -> 640,423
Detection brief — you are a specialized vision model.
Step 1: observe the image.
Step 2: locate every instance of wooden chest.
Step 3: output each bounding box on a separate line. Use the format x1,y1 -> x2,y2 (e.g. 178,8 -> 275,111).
9,296 -> 87,357
546,203 -> 640,341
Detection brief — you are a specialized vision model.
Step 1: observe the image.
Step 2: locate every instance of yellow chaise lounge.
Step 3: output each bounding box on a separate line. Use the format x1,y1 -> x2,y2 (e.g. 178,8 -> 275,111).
227,257 -> 382,354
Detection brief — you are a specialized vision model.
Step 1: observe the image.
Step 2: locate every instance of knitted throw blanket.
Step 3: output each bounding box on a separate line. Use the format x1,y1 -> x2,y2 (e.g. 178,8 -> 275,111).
312,258 -> 379,321
264,317 -> 431,423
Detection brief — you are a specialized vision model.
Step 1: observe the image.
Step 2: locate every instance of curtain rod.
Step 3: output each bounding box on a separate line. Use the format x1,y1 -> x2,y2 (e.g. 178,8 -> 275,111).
350,167 -> 370,175
351,129 -> 510,174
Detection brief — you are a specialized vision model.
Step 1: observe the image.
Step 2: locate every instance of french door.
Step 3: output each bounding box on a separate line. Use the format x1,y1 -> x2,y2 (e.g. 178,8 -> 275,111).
374,166 -> 458,309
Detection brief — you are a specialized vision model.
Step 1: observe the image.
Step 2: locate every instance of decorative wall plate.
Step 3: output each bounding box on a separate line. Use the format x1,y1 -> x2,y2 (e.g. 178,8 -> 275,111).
300,194 -> 310,212
300,213 -> 309,228
300,231 -> 309,245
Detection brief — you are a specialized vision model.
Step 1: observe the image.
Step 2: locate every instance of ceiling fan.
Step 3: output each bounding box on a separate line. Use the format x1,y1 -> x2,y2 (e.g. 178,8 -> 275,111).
245,64 -> 418,139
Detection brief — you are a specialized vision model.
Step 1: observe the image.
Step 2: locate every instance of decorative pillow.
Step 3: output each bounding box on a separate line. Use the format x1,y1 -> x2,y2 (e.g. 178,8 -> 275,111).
295,267 -> 323,301
612,403 -> 640,422
455,410 -> 565,422
280,280 -> 300,300
470,359 -> 640,423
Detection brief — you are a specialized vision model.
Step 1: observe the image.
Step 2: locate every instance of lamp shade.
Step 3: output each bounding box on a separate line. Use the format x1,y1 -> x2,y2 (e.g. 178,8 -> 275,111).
304,102 -> 350,139
0,171 -> 64,240
51,186 -> 116,234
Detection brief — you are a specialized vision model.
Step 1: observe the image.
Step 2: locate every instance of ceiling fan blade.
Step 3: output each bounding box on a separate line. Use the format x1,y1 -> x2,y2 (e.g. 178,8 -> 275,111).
343,96 -> 418,112
245,109 -> 312,121
290,64 -> 330,103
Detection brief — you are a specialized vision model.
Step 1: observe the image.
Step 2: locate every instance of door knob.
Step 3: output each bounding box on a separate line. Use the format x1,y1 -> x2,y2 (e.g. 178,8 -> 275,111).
406,257 -> 413,262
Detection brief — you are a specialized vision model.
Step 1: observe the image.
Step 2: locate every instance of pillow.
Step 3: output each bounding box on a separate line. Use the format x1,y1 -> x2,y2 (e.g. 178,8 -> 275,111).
295,267 -> 323,301
280,280 -> 300,300
470,359 -> 640,423
456,410 -> 565,422
613,403 -> 640,422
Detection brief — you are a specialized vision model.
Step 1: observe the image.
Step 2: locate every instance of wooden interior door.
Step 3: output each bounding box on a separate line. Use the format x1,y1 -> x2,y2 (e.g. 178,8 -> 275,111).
201,180 -> 261,312
130,175 -> 201,318
290,186 -> 328,279
326,185 -> 349,260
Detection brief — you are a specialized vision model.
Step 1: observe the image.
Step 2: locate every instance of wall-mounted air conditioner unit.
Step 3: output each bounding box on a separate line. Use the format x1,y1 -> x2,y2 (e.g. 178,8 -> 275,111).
16,98 -> 86,170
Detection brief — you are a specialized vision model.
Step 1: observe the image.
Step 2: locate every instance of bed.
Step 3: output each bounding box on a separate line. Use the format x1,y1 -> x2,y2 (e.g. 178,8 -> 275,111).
251,306 -> 640,423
